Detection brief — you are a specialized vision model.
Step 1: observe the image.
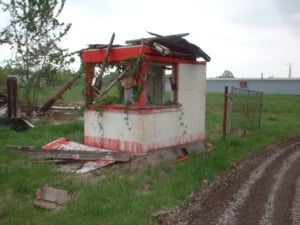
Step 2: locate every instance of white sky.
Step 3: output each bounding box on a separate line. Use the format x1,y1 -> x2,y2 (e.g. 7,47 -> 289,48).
0,0 -> 300,78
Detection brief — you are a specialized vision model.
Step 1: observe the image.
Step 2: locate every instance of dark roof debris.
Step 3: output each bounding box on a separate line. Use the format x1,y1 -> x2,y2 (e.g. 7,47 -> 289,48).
82,32 -> 211,62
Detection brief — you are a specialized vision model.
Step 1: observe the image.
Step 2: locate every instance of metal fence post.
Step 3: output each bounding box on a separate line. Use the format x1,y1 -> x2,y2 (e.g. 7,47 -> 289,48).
223,86 -> 228,136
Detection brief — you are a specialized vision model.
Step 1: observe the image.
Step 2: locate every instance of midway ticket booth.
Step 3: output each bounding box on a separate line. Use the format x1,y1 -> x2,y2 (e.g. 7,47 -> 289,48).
80,33 -> 210,154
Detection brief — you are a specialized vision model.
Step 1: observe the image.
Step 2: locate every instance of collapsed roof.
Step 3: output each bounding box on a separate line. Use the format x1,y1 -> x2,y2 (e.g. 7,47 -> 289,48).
83,32 -> 211,62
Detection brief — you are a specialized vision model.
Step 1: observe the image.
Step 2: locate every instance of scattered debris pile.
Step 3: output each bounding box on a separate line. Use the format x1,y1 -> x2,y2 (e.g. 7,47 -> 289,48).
6,138 -> 131,174
6,137 -> 197,174
0,92 -> 8,116
0,77 -> 34,130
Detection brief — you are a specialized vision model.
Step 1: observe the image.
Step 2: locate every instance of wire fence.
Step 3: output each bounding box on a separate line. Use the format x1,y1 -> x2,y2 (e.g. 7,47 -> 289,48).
227,87 -> 264,135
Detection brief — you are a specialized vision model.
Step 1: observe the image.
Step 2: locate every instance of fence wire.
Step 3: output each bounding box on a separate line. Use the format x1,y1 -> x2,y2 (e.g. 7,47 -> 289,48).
227,87 -> 264,134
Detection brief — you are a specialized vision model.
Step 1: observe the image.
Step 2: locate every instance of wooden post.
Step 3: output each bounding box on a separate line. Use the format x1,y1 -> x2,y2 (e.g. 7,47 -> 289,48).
93,65 -> 131,103
92,32 -> 115,92
39,74 -> 82,113
7,77 -> 18,118
223,86 -> 228,136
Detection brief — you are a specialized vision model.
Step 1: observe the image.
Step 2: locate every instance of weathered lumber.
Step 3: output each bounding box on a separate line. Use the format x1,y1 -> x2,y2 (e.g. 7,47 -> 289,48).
93,64 -> 131,103
39,73 -> 82,113
6,145 -> 131,162
34,185 -> 71,210
92,32 -> 115,93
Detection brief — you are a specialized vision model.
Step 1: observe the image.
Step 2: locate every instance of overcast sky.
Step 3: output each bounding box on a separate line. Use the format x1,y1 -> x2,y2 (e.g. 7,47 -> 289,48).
0,0 -> 299,78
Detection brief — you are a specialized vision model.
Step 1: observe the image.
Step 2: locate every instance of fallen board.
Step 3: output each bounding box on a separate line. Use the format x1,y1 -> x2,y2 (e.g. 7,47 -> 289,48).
6,145 -> 131,162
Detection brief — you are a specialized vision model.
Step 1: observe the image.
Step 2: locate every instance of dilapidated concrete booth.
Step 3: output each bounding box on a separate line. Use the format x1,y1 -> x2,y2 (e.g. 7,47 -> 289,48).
80,33 -> 210,156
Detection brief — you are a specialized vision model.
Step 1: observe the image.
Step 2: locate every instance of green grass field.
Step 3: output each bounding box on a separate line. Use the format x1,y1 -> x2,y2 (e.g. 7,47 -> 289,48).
0,91 -> 299,225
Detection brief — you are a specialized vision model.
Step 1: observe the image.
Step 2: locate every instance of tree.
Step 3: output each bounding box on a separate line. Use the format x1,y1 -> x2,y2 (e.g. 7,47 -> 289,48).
217,70 -> 234,78
0,0 -> 73,114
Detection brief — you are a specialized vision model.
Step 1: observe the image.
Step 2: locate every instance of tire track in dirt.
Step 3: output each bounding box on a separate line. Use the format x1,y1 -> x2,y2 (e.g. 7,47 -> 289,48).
292,174 -> 300,224
233,143 -> 300,225
259,148 -> 300,225
161,136 -> 300,225
217,141 -> 300,225
272,147 -> 300,225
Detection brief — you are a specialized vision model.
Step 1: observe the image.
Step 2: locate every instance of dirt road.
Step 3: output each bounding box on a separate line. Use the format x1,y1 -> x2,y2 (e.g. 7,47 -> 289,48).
161,135 -> 300,225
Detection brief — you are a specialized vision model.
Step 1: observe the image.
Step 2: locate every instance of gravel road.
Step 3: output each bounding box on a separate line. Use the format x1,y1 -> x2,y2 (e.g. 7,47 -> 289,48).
160,135 -> 300,225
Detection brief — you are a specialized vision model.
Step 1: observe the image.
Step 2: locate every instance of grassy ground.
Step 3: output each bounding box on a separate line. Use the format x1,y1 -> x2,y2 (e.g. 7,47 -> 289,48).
0,92 -> 299,225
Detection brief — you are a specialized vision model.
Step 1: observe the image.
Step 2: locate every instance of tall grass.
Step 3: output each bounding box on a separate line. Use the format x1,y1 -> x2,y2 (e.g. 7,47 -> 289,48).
0,94 -> 299,225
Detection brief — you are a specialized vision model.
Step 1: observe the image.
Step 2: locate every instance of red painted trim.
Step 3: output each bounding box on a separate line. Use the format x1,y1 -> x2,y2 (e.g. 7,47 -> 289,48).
84,132 -> 205,153
81,46 -> 153,63
85,64 -> 93,100
86,104 -> 181,114
146,133 -> 205,151
81,45 -> 205,65
84,136 -> 144,153
135,62 -> 148,107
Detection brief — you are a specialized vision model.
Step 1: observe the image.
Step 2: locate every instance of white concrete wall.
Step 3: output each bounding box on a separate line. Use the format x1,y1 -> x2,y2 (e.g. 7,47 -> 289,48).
84,63 -> 207,153
84,108 -> 190,152
178,63 -> 206,136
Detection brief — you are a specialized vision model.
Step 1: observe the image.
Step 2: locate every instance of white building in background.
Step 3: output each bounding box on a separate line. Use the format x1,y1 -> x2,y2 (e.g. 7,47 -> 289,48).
206,78 -> 300,95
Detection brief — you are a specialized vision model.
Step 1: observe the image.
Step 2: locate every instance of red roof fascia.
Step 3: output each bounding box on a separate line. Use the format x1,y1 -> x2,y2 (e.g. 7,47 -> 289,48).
81,45 -> 152,63
81,45 -> 205,65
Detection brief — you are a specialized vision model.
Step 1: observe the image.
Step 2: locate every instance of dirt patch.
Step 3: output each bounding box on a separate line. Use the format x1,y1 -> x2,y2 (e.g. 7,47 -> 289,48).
160,135 -> 300,225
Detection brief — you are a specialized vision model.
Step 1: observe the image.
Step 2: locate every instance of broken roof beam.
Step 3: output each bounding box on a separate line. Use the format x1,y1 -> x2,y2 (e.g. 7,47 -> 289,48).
125,32 -> 211,62
6,145 -> 131,162
39,73 -> 82,113
125,32 -> 190,44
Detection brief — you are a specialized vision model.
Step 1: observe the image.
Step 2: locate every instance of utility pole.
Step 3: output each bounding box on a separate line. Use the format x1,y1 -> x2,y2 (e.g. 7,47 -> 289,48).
286,63 -> 292,78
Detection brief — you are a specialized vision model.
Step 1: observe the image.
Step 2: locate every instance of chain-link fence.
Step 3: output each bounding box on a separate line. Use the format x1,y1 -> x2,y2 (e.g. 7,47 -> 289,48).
227,87 -> 264,135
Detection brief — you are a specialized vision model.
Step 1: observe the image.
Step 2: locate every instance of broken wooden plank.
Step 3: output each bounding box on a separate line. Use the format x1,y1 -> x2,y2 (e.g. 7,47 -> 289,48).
92,32 -> 115,93
6,145 -> 131,162
93,64 -> 131,103
34,185 -> 71,210
39,73 -> 82,113
125,32 -> 190,44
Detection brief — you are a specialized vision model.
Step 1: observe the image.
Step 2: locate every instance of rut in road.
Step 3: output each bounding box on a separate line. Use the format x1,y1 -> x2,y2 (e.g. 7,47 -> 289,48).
162,136 -> 300,225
